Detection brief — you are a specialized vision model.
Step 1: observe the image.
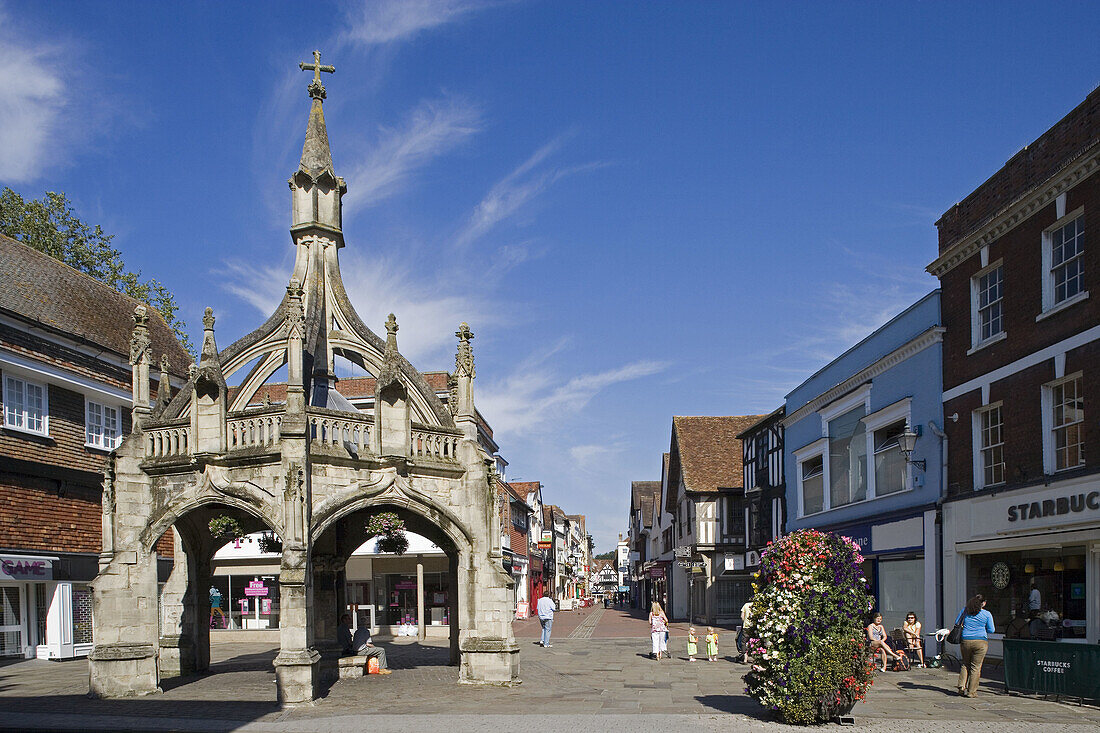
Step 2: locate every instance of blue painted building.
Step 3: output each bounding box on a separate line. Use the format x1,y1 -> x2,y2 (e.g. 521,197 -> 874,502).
784,291 -> 944,631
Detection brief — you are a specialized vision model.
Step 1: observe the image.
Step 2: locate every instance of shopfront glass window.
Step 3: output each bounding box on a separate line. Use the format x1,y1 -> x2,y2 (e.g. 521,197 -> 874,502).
965,547 -> 1087,637
829,407 -> 867,508
0,587 -> 21,657
873,421 -> 907,496
383,573 -> 450,626
72,584 -> 93,644
210,575 -> 280,630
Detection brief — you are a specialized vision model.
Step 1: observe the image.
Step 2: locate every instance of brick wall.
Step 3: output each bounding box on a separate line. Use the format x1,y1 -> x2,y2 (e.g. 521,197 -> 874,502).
940,173 -> 1100,391
0,379 -> 130,476
0,474 -> 102,554
936,88 -> 1100,251
944,339 -> 1100,497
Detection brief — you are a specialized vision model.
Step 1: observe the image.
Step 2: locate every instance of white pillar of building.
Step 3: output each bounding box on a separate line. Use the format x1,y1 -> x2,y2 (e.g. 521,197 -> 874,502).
416,557 -> 425,641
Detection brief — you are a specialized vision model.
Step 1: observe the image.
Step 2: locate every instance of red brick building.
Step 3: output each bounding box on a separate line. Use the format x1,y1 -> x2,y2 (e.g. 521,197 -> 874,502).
928,87 -> 1099,650
0,234 -> 189,659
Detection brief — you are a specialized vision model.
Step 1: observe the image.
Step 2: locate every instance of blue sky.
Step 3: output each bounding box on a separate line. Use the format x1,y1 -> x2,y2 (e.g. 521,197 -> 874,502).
2,1 -> 1098,551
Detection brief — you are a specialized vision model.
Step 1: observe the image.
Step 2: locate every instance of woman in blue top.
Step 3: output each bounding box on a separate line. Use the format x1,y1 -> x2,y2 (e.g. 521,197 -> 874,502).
956,594 -> 996,697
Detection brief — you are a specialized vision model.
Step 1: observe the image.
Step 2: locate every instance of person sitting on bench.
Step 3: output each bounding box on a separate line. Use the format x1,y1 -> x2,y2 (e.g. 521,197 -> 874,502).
338,613 -> 392,674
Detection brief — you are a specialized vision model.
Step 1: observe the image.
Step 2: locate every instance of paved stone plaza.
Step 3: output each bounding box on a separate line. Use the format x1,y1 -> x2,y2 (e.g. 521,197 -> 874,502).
0,609 -> 1097,732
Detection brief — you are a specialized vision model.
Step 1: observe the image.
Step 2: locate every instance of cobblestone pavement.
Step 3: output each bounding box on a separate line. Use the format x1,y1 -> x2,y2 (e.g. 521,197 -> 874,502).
0,616 -> 1098,732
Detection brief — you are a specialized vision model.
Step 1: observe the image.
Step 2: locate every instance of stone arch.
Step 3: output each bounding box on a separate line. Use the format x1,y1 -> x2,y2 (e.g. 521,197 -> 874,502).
142,487 -> 283,555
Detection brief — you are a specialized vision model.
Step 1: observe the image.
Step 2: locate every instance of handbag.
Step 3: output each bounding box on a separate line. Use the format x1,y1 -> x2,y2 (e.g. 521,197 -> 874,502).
367,657 -> 381,674
946,613 -> 964,645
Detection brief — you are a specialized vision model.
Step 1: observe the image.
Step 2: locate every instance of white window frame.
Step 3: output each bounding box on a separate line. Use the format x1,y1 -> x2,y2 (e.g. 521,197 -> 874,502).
84,397 -> 123,451
1041,372 -> 1084,474
2,372 -> 49,437
1040,207 -> 1088,318
795,393 -> 914,517
794,438 -> 828,517
969,260 -> 1006,352
972,401 -> 1005,490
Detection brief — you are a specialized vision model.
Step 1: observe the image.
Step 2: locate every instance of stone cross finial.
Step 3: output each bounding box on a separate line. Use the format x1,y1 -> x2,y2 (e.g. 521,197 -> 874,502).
455,322 -> 475,379
202,307 -> 215,332
298,49 -> 334,100
386,313 -> 398,337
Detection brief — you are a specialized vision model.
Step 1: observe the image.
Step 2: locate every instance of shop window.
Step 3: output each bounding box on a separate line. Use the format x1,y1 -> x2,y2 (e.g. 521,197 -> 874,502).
716,579 -> 750,616
976,405 -> 1005,488
85,399 -> 121,450
873,420 -> 907,496
71,584 -> 93,645
828,407 -> 867,508
209,575 -> 280,630
966,548 -> 1087,637
800,455 -> 824,515
34,584 -> 48,646
971,263 -> 1004,347
1047,375 -> 1084,472
0,587 -> 21,657
3,374 -> 47,436
1042,211 -> 1086,311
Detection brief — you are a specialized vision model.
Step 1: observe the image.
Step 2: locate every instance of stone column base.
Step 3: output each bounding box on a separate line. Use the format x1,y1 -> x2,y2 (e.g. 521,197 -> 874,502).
158,634 -> 196,678
89,643 -> 160,698
273,648 -> 321,705
458,637 -> 521,686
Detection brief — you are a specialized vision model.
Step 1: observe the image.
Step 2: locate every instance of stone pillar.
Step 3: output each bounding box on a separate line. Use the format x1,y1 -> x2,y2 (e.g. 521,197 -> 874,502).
89,546 -> 161,697
274,546 -> 319,704
158,531 -> 193,678
416,558 -> 425,640
312,555 -> 340,650
448,553 -> 459,665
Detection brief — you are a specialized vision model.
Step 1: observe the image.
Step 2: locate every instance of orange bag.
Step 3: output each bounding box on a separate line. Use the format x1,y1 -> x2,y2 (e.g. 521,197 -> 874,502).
367,657 -> 381,675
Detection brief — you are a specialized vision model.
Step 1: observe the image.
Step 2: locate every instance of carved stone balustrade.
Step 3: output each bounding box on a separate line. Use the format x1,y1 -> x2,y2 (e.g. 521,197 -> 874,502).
227,410 -> 283,450
411,425 -> 461,461
308,409 -> 373,455
144,421 -> 191,458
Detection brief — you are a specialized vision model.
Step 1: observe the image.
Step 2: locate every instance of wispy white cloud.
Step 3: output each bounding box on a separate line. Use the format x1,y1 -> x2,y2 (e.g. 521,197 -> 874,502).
479,355 -> 669,436
342,96 -> 482,212
0,10 -> 67,182
219,249 -> 501,366
455,136 -> 605,248
340,0 -> 500,46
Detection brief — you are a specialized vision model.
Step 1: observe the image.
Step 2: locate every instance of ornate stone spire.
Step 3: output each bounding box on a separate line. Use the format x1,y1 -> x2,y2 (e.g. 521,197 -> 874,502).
129,305 -> 152,431
297,51 -> 336,179
376,314 -> 402,392
455,322 -> 475,379
199,307 -> 218,365
290,50 -> 345,239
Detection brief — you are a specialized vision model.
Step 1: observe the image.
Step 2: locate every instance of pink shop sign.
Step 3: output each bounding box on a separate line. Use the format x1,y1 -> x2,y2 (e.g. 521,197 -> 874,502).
1,556 -> 53,580
244,581 -> 269,597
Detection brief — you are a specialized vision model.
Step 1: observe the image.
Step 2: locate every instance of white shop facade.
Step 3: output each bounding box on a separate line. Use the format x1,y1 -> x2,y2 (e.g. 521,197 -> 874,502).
943,477 -> 1100,658
0,552 -> 101,660
209,532 -> 450,637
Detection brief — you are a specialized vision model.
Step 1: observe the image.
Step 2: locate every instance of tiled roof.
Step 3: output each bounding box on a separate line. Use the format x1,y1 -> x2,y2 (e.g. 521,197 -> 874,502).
671,415 -> 765,494
0,233 -> 191,374
631,480 -> 660,529
736,406 -> 785,439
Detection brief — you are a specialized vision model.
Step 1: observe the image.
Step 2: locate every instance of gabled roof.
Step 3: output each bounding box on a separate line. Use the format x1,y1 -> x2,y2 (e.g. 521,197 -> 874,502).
631,480 -> 661,530
0,234 -> 192,375
666,415 -> 764,511
736,406 -> 785,440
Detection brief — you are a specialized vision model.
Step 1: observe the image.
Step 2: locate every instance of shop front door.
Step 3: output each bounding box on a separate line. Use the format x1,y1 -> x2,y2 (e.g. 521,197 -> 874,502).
0,586 -> 25,657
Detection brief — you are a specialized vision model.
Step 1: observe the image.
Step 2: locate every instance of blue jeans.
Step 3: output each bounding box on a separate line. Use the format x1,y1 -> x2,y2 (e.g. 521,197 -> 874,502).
540,617 -> 553,646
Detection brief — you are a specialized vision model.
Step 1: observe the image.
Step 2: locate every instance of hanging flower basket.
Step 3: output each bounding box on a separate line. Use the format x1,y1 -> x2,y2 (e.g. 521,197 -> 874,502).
208,515 -> 245,541
743,529 -> 876,725
258,532 -> 283,554
365,512 -> 408,555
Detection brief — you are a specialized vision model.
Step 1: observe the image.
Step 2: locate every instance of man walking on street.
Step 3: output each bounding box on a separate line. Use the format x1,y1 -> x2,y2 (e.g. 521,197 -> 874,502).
537,591 -> 556,647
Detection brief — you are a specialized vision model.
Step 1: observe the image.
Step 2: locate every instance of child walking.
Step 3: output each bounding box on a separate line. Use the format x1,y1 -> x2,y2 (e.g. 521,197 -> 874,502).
705,627 -> 718,662
687,627 -> 698,662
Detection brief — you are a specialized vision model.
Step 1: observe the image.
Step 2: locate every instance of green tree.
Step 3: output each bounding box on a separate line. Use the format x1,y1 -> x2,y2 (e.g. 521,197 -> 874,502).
0,187 -> 194,355
593,550 -> 617,561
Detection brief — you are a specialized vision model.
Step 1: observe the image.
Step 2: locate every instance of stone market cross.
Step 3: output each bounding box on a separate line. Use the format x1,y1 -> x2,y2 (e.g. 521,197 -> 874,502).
89,53 -> 519,704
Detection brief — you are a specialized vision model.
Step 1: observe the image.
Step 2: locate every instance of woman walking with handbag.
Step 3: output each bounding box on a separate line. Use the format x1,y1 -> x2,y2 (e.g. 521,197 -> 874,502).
955,594 -> 996,697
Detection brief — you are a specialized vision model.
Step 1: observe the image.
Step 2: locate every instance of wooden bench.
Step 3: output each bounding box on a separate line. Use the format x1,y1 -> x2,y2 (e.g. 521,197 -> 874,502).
338,655 -> 370,679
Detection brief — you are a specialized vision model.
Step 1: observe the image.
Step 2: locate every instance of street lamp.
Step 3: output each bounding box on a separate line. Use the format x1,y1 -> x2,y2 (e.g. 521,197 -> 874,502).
897,428 -> 925,471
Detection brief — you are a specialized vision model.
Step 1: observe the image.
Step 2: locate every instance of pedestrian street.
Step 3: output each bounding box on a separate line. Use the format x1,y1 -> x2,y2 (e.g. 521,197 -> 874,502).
0,608 -> 1097,732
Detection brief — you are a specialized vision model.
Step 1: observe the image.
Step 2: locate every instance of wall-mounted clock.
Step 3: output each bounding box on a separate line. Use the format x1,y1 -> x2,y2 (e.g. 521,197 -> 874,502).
991,561 -> 1010,590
